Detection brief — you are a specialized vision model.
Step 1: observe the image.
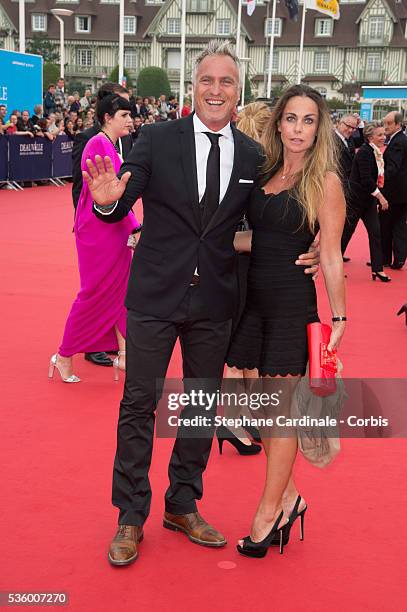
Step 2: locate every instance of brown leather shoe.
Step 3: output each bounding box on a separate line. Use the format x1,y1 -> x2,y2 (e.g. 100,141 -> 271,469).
108,525 -> 144,566
163,511 -> 226,547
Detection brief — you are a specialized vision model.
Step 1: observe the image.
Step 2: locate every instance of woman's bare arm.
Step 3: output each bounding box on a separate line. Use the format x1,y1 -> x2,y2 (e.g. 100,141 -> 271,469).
234,230 -> 253,252
318,172 -> 346,351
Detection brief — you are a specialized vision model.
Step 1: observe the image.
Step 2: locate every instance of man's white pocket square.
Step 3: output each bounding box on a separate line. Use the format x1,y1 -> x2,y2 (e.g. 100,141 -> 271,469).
239,179 -> 254,184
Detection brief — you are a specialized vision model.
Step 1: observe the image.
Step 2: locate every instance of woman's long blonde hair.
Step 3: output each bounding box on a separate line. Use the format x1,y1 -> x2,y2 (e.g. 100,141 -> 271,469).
261,84 -> 339,232
236,102 -> 273,142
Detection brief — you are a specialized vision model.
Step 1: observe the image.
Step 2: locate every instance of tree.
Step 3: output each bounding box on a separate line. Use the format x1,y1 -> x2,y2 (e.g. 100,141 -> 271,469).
137,67 -> 171,99
242,74 -> 254,104
26,34 -> 59,64
43,63 -> 60,90
109,66 -> 133,90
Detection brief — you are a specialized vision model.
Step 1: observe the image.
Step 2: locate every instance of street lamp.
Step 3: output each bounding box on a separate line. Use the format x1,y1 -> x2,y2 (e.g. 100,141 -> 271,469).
240,57 -> 250,108
19,0 -> 25,53
50,9 -> 73,80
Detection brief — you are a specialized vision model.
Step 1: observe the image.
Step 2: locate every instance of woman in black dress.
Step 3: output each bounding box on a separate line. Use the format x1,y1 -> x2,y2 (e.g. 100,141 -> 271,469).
341,121 -> 391,282
228,85 -> 347,558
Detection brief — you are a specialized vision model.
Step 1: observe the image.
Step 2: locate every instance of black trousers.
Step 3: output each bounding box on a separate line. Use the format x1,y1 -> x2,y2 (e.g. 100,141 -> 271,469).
341,198 -> 384,272
112,285 -> 232,526
379,202 -> 407,265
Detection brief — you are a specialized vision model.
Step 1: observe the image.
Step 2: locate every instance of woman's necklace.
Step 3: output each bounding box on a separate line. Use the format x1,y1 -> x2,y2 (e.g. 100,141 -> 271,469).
101,130 -> 116,147
281,170 -> 296,181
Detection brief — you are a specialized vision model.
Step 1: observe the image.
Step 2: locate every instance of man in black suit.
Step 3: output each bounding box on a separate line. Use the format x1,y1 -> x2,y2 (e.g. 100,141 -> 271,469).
381,112 -> 407,269
83,41 -> 318,566
334,114 -> 359,262
71,82 -> 134,367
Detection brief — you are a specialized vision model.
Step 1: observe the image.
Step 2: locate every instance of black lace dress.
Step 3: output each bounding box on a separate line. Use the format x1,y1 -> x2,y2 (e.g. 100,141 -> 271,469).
227,186 -> 319,377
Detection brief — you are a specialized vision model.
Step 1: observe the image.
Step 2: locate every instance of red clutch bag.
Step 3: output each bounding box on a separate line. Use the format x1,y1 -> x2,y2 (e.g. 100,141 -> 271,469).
307,322 -> 337,397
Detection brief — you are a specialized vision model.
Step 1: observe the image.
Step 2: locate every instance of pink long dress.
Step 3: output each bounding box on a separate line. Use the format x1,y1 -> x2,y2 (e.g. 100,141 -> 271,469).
59,133 -> 139,356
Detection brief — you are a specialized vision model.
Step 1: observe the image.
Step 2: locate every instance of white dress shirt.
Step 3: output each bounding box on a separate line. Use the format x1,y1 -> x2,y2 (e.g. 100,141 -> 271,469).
94,115 -> 235,218
193,113 -> 234,204
335,129 -> 349,148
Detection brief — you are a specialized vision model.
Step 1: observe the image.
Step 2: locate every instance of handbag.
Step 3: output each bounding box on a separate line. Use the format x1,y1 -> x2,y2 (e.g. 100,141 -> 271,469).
292,360 -> 346,468
307,322 -> 337,397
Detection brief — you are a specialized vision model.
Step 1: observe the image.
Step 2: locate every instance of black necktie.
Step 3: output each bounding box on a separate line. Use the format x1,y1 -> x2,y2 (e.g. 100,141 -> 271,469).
201,132 -> 222,227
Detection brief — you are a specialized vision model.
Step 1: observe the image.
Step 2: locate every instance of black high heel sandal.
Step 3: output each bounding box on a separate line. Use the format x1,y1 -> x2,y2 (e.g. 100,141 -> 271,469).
397,304 -> 407,326
237,511 -> 286,558
270,495 -> 307,546
216,425 -> 262,456
372,272 -> 391,282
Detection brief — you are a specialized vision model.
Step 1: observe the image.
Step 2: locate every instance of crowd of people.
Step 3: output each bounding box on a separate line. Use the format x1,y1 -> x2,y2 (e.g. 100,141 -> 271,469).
333,110 -> 407,275
0,76 -> 191,143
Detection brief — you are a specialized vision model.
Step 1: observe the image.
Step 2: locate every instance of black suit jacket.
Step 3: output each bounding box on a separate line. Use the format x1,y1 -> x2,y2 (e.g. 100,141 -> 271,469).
94,114 -> 263,321
349,143 -> 378,207
383,130 -> 407,204
335,132 -> 355,196
72,125 -> 133,208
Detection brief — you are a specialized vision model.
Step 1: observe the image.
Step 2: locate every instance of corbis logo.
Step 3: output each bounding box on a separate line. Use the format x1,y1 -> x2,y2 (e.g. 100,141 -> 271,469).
19,142 -> 44,156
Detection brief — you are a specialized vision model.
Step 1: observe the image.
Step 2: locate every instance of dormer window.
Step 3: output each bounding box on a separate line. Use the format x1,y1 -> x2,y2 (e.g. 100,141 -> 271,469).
124,16 -> 136,35
32,14 -> 47,32
76,16 -> 91,34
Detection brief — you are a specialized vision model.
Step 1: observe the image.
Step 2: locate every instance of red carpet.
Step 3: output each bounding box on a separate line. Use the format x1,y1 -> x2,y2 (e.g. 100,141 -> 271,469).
1,185 -> 406,611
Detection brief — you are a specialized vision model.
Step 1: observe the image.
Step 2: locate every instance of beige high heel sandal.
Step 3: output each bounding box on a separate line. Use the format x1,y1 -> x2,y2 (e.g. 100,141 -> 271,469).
113,351 -> 126,381
48,354 -> 80,383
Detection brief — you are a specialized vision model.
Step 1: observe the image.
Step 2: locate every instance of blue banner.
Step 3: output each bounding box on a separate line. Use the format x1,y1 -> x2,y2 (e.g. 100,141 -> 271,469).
8,136 -> 52,181
0,137 -> 7,181
0,50 -> 43,119
52,135 -> 73,178
360,103 -> 373,122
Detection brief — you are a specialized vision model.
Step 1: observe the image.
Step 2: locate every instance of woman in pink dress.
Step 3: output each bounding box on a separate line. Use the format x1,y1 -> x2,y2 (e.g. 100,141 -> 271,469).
49,93 -> 140,382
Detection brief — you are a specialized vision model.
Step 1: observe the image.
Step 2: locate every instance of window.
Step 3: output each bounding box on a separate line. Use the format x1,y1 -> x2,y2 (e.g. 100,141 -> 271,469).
264,50 -> 279,73
316,87 -> 327,98
56,0 -> 79,3
167,18 -> 181,35
315,18 -> 333,37
167,50 -> 181,70
369,17 -> 385,41
145,0 -> 165,3
76,16 -> 91,33
314,52 -> 329,73
366,53 -> 381,72
100,0 -> 119,3
216,19 -> 231,36
265,18 -> 282,37
124,16 -> 136,34
76,49 -> 93,66
188,0 -> 210,11
124,49 -> 137,70
32,14 -> 47,32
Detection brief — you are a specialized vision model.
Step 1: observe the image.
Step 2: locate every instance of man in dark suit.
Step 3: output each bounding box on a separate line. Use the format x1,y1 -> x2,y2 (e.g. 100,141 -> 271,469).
334,115 -> 359,262
83,41 -> 318,566
381,111 -> 407,269
71,82 -> 134,367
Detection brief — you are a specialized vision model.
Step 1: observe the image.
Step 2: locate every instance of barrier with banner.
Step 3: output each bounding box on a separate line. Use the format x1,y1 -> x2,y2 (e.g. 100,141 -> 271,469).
8,136 -> 53,181
1,135 -> 73,183
52,135 -> 74,178
0,137 -> 7,181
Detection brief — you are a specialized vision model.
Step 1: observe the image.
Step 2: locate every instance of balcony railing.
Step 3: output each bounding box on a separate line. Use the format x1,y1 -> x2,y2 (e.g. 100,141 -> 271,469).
187,0 -> 214,12
358,70 -> 386,82
359,34 -> 391,46
166,68 -> 181,79
66,64 -> 113,78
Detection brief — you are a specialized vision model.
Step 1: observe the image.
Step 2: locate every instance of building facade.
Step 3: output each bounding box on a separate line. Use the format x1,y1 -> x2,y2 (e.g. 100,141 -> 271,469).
1,0 -> 406,100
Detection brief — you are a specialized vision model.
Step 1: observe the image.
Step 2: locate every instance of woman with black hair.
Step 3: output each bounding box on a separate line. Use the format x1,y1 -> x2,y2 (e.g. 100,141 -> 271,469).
49,93 -> 141,382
